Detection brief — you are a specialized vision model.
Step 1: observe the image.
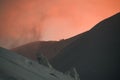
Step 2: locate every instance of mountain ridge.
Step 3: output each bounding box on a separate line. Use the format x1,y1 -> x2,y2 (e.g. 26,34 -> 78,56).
50,12 -> 120,80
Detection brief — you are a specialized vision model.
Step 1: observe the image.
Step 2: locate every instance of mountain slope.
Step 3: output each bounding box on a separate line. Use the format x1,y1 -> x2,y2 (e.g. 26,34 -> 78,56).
50,12 -> 120,80
11,32 -> 87,60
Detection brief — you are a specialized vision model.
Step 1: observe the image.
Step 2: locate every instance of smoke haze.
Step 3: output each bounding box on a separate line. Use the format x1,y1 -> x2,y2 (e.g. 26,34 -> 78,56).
0,0 -> 120,48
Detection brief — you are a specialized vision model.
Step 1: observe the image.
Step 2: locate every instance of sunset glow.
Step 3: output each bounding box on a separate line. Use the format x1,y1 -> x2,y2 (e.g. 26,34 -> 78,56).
0,0 -> 120,48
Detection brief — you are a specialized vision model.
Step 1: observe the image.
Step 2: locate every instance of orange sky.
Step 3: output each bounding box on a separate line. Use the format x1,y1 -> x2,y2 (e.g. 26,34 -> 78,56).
0,0 -> 120,48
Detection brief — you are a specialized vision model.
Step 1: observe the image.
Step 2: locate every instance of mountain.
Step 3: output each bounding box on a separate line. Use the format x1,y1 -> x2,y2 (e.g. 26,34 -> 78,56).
50,13 -> 120,80
12,12 -> 120,80
11,32 -> 87,60
12,41 -> 57,60
0,47 -> 76,80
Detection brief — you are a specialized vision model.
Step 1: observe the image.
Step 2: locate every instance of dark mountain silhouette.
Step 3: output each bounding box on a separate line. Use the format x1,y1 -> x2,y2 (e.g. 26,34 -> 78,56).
12,12 -> 120,80
11,32 -> 86,60
50,12 -> 120,80
12,41 -> 57,60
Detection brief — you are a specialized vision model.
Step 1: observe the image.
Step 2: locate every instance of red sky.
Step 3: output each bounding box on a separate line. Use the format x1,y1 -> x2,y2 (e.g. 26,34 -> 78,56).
0,0 -> 120,49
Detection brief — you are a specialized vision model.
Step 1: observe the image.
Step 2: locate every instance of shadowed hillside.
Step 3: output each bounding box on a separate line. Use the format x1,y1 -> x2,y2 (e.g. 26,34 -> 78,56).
12,32 -> 87,60
50,12 -> 120,80
12,12 -> 120,80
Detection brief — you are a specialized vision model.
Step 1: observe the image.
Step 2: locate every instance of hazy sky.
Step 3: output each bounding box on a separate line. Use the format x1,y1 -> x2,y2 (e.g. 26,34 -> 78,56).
0,0 -> 120,48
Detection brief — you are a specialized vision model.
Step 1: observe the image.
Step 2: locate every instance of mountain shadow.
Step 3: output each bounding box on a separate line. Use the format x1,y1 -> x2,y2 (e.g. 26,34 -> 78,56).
50,13 -> 120,80
11,32 -> 86,60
